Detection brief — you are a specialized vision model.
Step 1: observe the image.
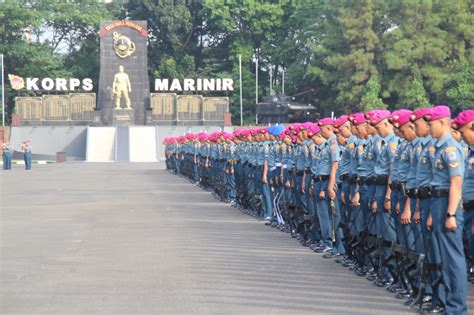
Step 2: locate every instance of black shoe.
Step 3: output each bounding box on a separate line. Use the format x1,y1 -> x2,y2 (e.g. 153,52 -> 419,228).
366,272 -> 378,281
314,245 -> 332,253
373,277 -> 392,287
335,256 -> 346,264
396,290 -> 413,300
341,258 -> 354,267
355,267 -> 369,277
310,243 -> 321,251
323,251 -> 341,259
424,305 -> 445,313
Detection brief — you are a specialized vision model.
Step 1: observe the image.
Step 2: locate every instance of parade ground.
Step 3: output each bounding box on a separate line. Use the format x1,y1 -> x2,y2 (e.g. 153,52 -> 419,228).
1,163 -> 473,315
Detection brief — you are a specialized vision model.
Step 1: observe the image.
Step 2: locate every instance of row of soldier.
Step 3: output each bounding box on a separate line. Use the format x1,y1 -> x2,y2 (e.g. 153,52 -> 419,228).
164,106 -> 473,315
2,140 -> 33,170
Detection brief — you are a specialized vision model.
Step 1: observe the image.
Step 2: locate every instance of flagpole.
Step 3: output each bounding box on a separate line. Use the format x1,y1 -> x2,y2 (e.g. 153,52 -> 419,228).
239,54 -> 243,127
1,53 -> 5,128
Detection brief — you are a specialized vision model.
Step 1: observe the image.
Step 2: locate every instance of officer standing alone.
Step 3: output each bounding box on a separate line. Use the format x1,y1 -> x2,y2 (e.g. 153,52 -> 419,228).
2,140 -> 13,170
20,140 -> 32,170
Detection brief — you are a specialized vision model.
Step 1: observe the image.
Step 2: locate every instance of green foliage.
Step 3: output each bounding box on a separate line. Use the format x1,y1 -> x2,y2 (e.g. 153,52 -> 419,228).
445,59 -> 474,109
361,75 -> 387,111
401,67 -> 431,109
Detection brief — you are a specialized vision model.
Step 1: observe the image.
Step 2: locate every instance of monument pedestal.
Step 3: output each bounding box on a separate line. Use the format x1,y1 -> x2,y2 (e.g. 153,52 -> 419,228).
113,109 -> 134,125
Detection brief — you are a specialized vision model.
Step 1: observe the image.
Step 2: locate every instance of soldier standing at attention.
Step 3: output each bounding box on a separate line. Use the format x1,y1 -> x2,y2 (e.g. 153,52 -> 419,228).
370,110 -> 398,287
20,140 -> 33,170
452,109 -> 474,284
2,140 -> 13,170
425,105 -> 467,315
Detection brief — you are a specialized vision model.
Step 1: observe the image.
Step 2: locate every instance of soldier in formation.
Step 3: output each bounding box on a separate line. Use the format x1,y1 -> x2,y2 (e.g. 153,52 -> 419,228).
164,107 -> 474,315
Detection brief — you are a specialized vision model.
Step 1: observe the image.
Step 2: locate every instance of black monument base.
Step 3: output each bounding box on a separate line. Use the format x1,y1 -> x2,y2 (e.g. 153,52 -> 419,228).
113,109 -> 135,126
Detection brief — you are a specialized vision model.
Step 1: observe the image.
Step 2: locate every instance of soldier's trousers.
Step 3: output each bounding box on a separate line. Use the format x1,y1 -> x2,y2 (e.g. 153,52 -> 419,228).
334,189 -> 346,254
340,181 -> 351,225
464,208 -> 474,270
24,152 -> 32,170
193,163 -> 199,182
410,197 -> 423,254
431,197 -> 467,315
256,166 -> 273,218
396,191 -> 412,249
366,183 -> 377,234
282,167 -> 293,205
3,152 -> 11,169
349,182 -> 364,231
295,174 -> 312,215
420,198 -> 443,306
225,165 -> 236,201
313,179 -> 332,248
375,184 -> 397,242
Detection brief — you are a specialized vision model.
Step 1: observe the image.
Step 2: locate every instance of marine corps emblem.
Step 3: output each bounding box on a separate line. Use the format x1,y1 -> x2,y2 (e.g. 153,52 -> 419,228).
113,32 -> 136,59
8,74 -> 25,90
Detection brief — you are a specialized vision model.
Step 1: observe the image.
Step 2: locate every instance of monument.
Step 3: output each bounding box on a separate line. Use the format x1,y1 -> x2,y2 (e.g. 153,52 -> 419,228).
98,20 -> 149,125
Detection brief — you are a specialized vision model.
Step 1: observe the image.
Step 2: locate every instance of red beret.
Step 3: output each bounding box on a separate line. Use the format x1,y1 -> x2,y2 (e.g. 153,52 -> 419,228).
307,125 -> 321,137
364,110 -> 379,120
423,105 -> 451,122
452,109 -> 474,130
390,109 -> 412,128
410,107 -> 431,122
318,118 -> 335,126
350,113 -> 367,126
369,110 -> 391,126
334,115 -> 349,128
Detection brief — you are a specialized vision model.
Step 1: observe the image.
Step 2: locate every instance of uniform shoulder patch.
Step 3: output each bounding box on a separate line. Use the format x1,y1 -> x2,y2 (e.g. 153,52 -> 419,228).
444,146 -> 456,153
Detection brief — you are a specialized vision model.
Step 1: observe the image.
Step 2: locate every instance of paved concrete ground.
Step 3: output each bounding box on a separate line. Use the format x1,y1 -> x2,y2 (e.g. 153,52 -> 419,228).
1,163 -> 473,315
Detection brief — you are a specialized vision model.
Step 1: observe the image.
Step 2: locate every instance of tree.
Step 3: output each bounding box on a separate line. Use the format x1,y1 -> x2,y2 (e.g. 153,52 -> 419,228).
402,67 -> 431,108
445,59 -> 474,109
0,0 -> 118,123
361,75 -> 388,111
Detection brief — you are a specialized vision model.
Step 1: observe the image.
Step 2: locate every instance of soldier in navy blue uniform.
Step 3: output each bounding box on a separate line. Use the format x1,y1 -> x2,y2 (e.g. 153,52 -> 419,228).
453,109 -> 474,284
2,140 -> 13,170
425,106 -> 467,315
20,140 -> 33,170
369,110 -> 398,287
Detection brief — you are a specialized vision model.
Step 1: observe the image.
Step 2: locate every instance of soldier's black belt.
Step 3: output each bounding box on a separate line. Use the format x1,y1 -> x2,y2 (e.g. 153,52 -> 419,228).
417,186 -> 431,199
390,181 -> 401,191
431,189 -> 449,198
312,175 -> 330,182
340,173 -> 350,181
358,177 -> 368,185
463,200 -> 474,212
375,175 -> 389,185
366,177 -> 377,185
406,188 -> 417,198
295,170 -> 305,176
348,175 -> 358,184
